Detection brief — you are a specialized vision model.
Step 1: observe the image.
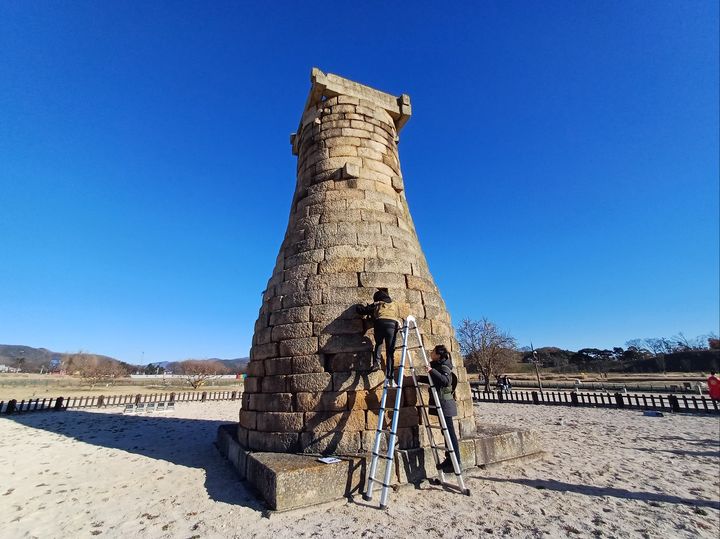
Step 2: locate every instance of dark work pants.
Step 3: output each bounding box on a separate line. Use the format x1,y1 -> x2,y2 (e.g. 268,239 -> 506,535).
373,318 -> 398,379
444,415 -> 460,465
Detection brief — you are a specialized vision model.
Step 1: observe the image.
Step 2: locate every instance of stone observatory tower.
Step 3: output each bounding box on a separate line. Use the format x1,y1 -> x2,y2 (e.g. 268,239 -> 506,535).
239,68 -> 475,454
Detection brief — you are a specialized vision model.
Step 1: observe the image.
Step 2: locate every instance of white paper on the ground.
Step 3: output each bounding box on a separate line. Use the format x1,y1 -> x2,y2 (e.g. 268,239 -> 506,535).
317,457 -> 342,464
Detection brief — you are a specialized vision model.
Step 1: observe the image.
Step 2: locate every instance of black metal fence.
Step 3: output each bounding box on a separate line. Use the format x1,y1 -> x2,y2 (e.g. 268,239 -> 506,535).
4,385 -> 718,416
0,390 -> 242,414
470,384 -> 720,415
503,380 -> 704,395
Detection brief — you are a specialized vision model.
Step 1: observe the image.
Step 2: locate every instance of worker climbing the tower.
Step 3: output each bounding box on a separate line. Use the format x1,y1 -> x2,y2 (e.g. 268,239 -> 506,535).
356,289 -> 401,382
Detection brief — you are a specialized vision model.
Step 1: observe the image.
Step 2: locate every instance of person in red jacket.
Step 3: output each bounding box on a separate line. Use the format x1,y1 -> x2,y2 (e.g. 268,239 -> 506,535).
707,372 -> 720,401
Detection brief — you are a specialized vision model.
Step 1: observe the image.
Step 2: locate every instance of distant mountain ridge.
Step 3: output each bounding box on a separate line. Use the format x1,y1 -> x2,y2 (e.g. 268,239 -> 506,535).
0,344 -> 249,372
0,344 -> 124,372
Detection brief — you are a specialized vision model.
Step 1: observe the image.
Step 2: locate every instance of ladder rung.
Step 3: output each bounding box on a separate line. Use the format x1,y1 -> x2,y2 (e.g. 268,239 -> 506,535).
427,424 -> 445,429
366,477 -> 395,487
371,452 -> 393,461
367,479 -> 394,489
437,478 -> 465,487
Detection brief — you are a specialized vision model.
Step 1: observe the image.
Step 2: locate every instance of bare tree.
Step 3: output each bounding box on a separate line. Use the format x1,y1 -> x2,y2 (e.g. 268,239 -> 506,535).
671,332 -> 714,351
12,356 -> 26,372
456,318 -> 517,392
643,338 -> 674,355
176,360 -> 229,389
625,339 -> 650,355
627,334 -> 714,357
64,351 -> 126,387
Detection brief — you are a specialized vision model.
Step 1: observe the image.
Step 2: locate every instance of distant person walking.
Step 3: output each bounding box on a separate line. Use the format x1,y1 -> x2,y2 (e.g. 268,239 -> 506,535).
427,344 -> 461,472
707,372 -> 720,401
357,290 -> 401,382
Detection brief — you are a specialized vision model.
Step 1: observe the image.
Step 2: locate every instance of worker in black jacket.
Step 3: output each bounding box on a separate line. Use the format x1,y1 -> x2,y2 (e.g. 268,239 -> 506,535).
427,344 -> 460,472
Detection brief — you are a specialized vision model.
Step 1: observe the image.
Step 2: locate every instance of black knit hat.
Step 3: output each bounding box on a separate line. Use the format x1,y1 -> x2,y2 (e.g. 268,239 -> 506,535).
373,290 -> 391,302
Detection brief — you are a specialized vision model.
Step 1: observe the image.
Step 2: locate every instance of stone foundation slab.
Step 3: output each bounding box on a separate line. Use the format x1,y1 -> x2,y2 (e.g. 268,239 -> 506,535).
216,421 -> 544,511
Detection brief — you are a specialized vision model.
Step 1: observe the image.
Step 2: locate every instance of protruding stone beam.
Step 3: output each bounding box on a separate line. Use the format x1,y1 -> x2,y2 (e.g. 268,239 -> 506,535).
291,67 -> 412,155
396,93 -> 412,131
341,162 -> 360,179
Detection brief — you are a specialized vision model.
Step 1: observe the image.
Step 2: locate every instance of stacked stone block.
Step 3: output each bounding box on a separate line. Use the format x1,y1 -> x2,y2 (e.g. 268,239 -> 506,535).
239,68 -> 476,454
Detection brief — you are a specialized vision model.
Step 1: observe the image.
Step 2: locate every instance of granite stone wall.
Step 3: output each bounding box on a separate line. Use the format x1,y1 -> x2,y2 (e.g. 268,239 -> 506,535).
238,69 -> 476,454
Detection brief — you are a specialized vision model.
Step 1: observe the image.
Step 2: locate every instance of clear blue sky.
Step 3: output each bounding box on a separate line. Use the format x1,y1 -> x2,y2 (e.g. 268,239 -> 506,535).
1,1 -> 717,363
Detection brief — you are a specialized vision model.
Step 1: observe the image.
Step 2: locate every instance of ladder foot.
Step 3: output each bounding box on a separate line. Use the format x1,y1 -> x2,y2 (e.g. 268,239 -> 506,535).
362,493 -> 372,502
463,489 -> 471,496
379,504 -> 388,510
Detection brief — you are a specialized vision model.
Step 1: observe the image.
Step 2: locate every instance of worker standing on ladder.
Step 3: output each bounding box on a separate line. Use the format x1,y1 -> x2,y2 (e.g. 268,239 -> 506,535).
363,317 -> 470,507
427,344 -> 461,472
356,289 -> 401,382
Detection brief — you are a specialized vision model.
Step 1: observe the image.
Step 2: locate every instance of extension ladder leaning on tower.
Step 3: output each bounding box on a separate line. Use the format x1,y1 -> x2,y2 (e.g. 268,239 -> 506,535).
363,315 -> 470,509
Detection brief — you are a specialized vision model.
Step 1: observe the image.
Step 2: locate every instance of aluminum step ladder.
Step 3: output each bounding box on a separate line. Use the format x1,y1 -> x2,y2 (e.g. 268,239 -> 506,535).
363,315 -> 470,509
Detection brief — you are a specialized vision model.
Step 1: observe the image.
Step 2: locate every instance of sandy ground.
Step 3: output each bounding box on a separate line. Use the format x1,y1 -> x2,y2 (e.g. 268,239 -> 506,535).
0,402 -> 718,539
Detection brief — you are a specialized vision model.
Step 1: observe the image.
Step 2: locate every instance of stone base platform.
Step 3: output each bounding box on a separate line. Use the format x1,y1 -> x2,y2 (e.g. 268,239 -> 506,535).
215,422 -> 543,511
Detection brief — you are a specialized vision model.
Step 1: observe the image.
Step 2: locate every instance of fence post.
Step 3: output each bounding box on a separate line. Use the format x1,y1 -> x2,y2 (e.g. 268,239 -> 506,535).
6,399 -> 17,414
614,393 -> 624,408
701,397 -> 710,412
169,392 -> 175,403
531,391 -> 539,405
98,396 -> 104,408
570,392 -> 579,406
54,397 -> 64,411
201,391 -> 207,402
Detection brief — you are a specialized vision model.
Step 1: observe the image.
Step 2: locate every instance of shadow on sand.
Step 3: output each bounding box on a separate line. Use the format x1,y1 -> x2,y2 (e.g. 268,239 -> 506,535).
4,408 -> 264,510
629,446 -> 720,458
479,477 -> 720,510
